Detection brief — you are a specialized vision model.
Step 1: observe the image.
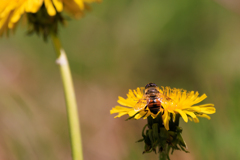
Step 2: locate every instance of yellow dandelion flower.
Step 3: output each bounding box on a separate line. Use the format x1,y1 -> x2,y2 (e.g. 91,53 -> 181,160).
110,87 -> 153,119
160,86 -> 215,130
110,83 -> 216,130
0,0 -> 100,36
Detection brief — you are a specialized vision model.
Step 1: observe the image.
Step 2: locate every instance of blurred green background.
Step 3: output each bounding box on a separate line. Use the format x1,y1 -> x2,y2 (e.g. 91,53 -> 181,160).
0,0 -> 240,159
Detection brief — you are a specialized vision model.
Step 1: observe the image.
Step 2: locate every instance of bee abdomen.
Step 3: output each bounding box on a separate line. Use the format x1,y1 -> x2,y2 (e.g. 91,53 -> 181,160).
147,99 -> 161,114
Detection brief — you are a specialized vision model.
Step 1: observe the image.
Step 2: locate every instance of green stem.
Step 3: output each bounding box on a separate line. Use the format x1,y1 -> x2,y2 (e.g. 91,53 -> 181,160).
51,35 -> 83,160
159,144 -> 170,160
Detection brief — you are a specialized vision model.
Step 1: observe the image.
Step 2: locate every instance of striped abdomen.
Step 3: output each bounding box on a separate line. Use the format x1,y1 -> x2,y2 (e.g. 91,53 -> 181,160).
147,97 -> 161,114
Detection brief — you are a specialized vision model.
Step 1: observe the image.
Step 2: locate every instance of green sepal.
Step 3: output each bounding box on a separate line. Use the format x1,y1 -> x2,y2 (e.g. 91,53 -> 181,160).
26,4 -> 66,41
136,138 -> 144,142
138,113 -> 189,157
159,128 -> 168,140
177,134 -> 186,147
147,115 -> 154,129
148,129 -> 154,145
136,125 -> 146,143
143,130 -> 153,153
179,144 -> 189,153
125,111 -> 140,121
143,145 -> 152,154
144,130 -> 152,146
152,123 -> 159,142
142,124 -> 148,137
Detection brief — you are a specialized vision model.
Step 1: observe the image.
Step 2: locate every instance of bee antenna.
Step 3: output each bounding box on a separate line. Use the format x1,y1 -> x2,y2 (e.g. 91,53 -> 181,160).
145,83 -> 158,89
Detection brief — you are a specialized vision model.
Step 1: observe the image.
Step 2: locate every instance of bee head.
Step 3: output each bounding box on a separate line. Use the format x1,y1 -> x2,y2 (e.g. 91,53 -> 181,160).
145,83 -> 158,89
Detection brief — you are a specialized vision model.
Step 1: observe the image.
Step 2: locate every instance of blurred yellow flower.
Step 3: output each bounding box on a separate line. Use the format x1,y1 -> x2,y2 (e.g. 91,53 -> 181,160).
110,86 -> 216,130
0,0 -> 100,35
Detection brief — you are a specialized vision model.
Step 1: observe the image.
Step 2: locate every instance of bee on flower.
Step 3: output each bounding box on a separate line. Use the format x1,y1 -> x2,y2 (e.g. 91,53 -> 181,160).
110,83 -> 215,130
110,83 -> 216,157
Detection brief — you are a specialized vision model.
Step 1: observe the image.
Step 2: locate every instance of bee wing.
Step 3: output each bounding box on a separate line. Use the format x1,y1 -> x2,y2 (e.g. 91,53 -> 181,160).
134,97 -> 147,111
158,93 -> 174,103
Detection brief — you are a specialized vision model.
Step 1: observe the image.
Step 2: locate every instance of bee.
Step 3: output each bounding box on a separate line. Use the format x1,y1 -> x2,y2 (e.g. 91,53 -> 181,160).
134,83 -> 170,114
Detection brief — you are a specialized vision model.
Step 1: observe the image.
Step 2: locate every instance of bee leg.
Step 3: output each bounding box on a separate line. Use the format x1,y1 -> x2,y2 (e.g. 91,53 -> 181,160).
144,105 -> 148,111
144,105 -> 149,114
140,105 -> 149,119
161,105 -> 164,114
